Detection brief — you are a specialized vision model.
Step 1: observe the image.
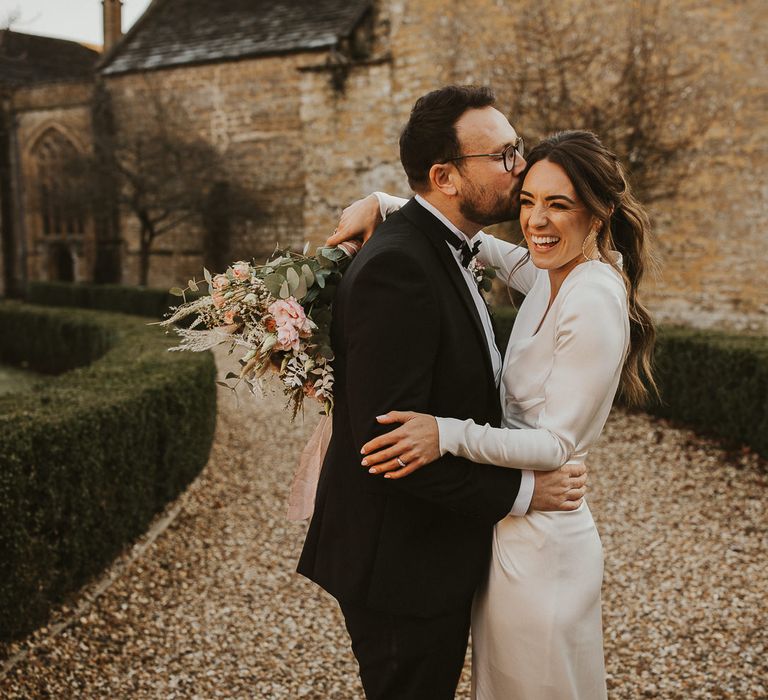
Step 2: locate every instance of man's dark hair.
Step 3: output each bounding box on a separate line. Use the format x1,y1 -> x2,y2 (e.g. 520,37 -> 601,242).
399,85 -> 496,192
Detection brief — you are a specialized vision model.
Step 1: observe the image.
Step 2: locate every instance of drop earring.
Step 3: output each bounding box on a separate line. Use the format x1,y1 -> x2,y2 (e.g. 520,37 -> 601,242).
582,225 -> 602,261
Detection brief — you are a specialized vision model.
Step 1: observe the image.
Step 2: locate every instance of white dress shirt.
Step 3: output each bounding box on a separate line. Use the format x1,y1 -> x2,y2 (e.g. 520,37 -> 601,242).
374,192 -> 534,516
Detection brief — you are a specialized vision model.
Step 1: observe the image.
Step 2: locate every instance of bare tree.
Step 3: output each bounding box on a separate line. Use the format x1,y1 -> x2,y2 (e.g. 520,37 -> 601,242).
65,86 -> 262,286
505,0 -> 721,203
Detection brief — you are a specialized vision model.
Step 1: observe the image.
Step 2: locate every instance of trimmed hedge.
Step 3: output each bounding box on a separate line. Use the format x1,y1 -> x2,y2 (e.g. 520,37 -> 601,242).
0,302 -> 216,641
25,280 -> 192,321
493,307 -> 767,457
650,326 -> 768,457
0,302 -> 117,374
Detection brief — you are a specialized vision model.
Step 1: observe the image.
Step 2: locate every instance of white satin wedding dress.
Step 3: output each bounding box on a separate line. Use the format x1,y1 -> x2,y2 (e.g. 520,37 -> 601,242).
376,194 -> 629,699
439,233 -> 628,700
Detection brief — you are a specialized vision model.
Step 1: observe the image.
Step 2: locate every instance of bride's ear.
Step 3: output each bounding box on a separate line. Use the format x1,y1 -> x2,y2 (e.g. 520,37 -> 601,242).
429,163 -> 458,196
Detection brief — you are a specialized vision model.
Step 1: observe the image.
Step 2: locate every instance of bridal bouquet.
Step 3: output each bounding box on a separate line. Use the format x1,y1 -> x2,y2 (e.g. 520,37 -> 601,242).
160,240 -> 360,417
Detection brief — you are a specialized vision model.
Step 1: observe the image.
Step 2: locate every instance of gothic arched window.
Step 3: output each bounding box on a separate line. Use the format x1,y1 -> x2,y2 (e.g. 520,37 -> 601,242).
31,129 -> 87,239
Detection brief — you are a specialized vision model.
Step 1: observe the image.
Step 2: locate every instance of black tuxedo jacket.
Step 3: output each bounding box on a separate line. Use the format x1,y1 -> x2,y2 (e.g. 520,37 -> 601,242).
297,199 -> 522,618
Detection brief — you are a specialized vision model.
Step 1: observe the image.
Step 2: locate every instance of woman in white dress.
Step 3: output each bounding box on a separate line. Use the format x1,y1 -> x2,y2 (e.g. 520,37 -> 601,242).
332,131 -> 657,699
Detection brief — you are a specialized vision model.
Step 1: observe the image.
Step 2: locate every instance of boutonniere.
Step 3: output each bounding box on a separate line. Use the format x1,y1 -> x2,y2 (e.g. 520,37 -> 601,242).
468,258 -> 498,294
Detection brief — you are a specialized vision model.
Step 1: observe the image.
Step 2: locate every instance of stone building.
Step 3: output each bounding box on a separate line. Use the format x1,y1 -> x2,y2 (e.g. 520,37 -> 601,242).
0,29 -> 99,296
1,0 -> 766,330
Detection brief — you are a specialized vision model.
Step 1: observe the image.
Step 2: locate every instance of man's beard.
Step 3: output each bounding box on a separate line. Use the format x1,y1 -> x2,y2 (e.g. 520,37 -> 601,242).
458,180 -> 521,226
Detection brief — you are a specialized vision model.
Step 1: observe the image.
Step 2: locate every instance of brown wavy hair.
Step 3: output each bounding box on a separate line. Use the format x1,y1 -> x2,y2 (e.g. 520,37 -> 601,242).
512,130 -> 658,405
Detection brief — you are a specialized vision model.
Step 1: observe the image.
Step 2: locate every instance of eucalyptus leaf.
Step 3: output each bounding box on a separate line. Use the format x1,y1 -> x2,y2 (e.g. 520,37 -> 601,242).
263,272 -> 285,297
317,253 -> 335,269
295,275 -> 308,300
203,267 -> 213,285
301,264 -> 315,287
225,371 -> 239,380
188,279 -> 199,292
286,266 -> 300,293
279,280 -> 290,299
324,248 -> 345,262
169,287 -> 185,297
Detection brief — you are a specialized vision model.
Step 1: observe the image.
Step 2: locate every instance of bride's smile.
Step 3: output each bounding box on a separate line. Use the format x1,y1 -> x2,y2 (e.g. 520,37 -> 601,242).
520,159 -> 596,278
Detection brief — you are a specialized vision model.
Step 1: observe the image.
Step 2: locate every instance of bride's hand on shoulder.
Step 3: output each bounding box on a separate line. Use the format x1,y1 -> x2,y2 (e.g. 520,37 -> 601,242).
326,193 -> 382,247
360,411 -> 440,478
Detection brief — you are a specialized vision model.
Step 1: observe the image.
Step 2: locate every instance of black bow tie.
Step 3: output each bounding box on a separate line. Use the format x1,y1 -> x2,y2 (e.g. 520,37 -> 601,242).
444,233 -> 481,268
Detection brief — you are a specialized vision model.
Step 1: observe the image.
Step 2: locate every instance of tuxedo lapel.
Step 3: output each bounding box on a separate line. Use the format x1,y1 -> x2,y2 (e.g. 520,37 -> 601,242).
399,199 -> 497,388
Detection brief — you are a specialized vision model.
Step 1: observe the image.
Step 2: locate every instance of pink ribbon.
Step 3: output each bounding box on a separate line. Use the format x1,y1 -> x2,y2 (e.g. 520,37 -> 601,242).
287,415 -> 333,521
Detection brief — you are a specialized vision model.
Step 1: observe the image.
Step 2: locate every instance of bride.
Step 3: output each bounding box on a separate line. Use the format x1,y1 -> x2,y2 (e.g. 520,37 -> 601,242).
328,130 -> 657,699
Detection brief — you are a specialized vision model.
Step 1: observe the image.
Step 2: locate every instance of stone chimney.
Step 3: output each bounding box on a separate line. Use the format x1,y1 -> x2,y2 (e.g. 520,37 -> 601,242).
102,0 -> 123,53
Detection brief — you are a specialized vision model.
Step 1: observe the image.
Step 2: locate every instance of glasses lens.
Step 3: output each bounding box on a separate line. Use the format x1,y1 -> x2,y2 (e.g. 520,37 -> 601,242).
504,144 -> 517,172
517,137 -> 525,157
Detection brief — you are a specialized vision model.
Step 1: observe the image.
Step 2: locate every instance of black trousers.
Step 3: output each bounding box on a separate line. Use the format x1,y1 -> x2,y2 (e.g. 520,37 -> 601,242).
339,600 -> 472,700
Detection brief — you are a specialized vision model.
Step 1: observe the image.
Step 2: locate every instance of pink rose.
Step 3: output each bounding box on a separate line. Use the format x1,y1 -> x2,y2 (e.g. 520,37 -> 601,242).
232,261 -> 250,280
212,291 -> 226,309
268,297 -> 314,351
213,274 -> 230,290
277,324 -> 301,352
223,309 -> 237,325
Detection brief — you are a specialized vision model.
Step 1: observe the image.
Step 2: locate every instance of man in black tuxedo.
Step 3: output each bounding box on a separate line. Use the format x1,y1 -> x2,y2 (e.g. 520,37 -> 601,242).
298,86 -> 587,699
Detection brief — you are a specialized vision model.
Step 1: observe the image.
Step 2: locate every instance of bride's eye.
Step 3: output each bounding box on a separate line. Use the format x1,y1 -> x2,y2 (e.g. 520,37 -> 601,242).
520,198 -> 533,207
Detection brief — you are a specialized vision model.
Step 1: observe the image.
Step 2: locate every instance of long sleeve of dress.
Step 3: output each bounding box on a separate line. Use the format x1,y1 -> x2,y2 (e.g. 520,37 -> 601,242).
437,275 -> 629,470
373,192 -> 537,294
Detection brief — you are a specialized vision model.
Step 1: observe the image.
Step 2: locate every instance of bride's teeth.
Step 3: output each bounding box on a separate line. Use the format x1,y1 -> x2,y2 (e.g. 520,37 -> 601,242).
532,235 -> 560,245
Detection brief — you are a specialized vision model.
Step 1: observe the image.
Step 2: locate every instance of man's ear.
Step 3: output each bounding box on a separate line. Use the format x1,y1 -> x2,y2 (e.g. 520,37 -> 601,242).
428,163 -> 459,197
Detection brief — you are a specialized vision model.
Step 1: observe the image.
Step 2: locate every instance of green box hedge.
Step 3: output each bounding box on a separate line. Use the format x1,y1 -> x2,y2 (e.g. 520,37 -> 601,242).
25,280 -> 194,321
649,326 -> 768,457
493,308 -> 767,457
0,302 -> 217,641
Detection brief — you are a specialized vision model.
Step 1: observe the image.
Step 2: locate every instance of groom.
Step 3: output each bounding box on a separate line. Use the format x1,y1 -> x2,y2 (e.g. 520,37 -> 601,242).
298,86 -> 586,699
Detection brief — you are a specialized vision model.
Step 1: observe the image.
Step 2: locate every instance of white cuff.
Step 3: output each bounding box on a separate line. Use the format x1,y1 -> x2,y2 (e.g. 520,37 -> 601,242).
435,416 -> 460,456
509,470 -> 534,516
372,192 -> 390,222
372,191 -> 408,221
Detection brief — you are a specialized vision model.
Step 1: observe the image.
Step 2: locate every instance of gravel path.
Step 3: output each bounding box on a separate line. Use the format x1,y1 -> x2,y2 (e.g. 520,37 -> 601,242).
1,346 -> 766,699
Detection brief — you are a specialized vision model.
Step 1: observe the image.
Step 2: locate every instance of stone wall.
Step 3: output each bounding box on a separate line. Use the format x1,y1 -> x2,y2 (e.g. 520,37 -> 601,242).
641,1 -> 768,331
104,53 -> 323,288
303,0 -> 767,331
8,0 -> 766,331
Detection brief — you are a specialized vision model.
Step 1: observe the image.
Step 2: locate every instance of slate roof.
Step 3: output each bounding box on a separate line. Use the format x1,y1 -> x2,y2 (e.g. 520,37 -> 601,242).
0,30 -> 99,88
101,0 -> 373,76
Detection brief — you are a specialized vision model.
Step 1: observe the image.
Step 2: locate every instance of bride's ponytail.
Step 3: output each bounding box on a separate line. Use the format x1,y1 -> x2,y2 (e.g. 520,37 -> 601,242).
604,176 -> 659,406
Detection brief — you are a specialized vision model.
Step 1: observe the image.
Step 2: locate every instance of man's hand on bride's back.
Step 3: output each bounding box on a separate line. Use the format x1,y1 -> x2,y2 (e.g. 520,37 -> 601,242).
530,464 -> 587,512
326,194 -> 383,247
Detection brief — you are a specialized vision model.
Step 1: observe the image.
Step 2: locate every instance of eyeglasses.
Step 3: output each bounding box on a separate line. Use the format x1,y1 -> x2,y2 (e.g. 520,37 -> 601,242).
446,137 -> 525,173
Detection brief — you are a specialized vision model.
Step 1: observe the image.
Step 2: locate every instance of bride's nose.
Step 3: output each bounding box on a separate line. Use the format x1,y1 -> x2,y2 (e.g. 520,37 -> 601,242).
528,204 -> 549,228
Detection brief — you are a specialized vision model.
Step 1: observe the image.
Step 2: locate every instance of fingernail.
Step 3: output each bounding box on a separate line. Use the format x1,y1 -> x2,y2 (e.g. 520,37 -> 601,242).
384,474 -> 391,479
376,415 -> 387,420
361,459 -> 368,466
368,468 -> 377,474
360,447 -> 365,454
